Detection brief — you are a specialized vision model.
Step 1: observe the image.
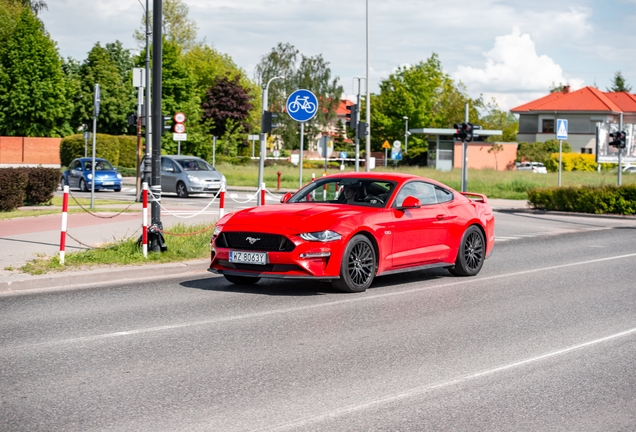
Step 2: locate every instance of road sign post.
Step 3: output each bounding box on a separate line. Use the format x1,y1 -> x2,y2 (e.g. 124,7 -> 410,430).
286,89 -> 318,189
556,119 -> 568,187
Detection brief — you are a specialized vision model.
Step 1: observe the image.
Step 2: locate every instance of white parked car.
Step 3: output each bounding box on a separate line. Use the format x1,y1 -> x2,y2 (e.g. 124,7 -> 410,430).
516,161 -> 547,174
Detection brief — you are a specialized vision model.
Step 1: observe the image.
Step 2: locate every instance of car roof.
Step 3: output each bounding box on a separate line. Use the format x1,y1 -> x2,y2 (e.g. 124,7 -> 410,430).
323,171 -> 446,187
162,155 -> 205,160
78,157 -> 109,162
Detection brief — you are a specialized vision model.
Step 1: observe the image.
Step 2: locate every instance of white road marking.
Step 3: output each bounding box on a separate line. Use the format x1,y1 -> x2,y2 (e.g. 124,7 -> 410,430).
5,252 -> 636,352
258,326 -> 636,431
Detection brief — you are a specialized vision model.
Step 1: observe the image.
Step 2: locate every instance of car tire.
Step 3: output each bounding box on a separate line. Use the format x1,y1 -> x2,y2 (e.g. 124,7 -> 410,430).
224,274 -> 261,285
59,176 -> 67,191
79,178 -> 88,192
449,225 -> 485,277
114,188 -> 121,192
331,234 -> 376,293
176,181 -> 188,198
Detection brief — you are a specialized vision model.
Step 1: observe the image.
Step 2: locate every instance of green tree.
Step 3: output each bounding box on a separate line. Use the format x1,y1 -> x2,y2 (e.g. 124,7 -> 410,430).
254,43 -> 344,150
607,71 -> 632,92
72,42 -> 136,135
134,0 -> 198,52
0,8 -> 71,136
332,120 -> 347,152
20,0 -> 46,15
480,99 -> 518,142
0,1 -> 22,55
370,53 -> 480,155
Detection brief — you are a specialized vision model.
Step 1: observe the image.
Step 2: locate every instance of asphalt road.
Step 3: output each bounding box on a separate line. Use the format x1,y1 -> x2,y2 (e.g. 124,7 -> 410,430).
1,215 -> 635,431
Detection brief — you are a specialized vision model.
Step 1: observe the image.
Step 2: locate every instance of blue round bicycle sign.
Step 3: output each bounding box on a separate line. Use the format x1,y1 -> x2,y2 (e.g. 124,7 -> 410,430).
286,89 -> 318,122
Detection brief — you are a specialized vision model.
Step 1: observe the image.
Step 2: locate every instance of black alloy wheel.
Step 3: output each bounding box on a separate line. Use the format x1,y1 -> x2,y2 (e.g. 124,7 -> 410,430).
332,234 -> 376,293
224,274 -> 261,285
449,225 -> 485,276
176,181 -> 189,198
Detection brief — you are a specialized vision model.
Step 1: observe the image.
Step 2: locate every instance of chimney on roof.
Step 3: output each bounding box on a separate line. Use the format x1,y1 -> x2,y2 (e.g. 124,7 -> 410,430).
562,85 -> 570,94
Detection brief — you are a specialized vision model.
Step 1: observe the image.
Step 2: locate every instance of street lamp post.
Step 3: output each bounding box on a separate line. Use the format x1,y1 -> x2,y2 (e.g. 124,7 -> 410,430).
403,116 -> 409,154
258,75 -> 284,205
365,0 -> 371,171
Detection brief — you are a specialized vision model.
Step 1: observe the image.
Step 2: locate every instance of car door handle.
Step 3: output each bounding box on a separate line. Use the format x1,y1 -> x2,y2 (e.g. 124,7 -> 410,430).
436,214 -> 447,220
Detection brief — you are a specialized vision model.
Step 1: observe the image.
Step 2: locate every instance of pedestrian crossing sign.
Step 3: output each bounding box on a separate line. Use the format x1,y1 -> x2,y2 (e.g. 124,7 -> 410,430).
556,119 -> 568,140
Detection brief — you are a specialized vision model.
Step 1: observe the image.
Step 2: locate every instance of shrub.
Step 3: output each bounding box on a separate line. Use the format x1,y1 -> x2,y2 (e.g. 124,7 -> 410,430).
60,134 -> 122,167
545,153 -> 598,172
21,167 -> 60,205
517,140 -> 572,165
116,135 -> 141,168
0,169 -> 28,211
527,185 -> 636,215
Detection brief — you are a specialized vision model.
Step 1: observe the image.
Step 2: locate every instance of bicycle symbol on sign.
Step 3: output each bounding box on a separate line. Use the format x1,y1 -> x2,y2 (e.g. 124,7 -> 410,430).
288,96 -> 317,114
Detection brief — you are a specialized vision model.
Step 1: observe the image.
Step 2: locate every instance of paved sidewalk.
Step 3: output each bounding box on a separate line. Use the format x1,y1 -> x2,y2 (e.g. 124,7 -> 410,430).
0,186 -> 531,294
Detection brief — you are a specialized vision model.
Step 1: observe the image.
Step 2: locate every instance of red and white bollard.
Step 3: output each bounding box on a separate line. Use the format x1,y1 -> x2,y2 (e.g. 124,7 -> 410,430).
59,185 -> 69,264
219,186 -> 226,219
260,183 -> 266,206
142,182 -> 148,258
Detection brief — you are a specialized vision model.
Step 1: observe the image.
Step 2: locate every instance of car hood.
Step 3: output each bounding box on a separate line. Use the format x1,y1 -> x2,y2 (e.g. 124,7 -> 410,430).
182,170 -> 223,180
222,203 -> 369,234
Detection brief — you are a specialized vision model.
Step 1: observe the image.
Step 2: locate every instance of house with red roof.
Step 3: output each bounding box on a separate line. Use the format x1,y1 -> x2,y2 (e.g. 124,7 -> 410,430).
510,86 -> 636,155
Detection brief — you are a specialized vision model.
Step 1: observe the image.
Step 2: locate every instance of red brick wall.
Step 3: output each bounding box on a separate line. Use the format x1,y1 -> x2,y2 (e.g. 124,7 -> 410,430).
453,142 -> 517,171
0,137 -> 61,164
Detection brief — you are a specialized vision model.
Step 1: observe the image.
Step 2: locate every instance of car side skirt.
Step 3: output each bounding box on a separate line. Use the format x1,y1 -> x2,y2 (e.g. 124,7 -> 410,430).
378,261 -> 455,277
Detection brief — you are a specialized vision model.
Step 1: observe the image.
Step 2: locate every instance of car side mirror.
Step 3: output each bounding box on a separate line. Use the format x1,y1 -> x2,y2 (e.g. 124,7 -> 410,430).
280,192 -> 294,203
397,196 -> 421,210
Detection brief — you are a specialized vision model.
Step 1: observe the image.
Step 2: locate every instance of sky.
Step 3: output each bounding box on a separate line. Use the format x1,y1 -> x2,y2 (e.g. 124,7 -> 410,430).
40,0 -> 636,112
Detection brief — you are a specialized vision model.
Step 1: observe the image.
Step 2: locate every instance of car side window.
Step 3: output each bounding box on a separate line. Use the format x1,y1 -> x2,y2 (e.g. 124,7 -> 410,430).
435,186 -> 453,203
161,158 -> 175,172
72,160 -> 81,170
395,181 -> 437,207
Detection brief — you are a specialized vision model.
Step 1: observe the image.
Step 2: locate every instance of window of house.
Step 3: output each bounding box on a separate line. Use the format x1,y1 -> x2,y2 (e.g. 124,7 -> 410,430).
542,119 -> 554,133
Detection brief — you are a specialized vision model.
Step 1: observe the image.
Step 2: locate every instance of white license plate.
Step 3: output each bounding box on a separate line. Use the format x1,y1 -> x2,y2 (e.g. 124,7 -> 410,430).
229,251 -> 267,265
102,181 -> 114,185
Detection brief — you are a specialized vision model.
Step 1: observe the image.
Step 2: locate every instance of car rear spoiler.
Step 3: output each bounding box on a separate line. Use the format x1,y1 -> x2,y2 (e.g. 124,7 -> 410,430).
460,192 -> 488,203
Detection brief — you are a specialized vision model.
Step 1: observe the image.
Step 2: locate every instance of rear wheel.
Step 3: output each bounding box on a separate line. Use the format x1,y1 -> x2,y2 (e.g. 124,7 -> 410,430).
176,181 -> 188,198
224,274 -> 260,285
331,235 -> 376,293
449,225 -> 485,276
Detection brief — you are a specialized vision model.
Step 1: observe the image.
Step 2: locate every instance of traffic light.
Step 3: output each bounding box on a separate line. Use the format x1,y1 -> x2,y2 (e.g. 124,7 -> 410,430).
345,104 -> 358,130
357,121 -> 368,137
261,111 -> 279,134
162,115 -> 172,135
465,122 -> 474,142
609,131 -> 627,149
453,123 -> 467,141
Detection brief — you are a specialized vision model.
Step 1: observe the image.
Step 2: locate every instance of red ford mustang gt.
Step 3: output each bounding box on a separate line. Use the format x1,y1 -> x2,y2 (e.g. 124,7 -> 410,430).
209,172 -> 495,293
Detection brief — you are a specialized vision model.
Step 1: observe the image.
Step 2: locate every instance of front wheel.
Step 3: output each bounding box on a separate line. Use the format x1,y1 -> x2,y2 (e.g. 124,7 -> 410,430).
176,181 -> 188,198
79,178 -> 88,192
331,235 -> 376,293
224,274 -> 261,285
449,225 -> 485,276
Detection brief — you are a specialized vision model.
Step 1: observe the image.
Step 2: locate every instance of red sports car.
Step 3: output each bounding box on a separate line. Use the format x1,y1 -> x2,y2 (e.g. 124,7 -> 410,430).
209,172 -> 495,293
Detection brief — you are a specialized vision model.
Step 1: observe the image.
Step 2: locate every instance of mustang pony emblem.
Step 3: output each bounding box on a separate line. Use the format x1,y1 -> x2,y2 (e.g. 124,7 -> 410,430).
246,237 -> 261,245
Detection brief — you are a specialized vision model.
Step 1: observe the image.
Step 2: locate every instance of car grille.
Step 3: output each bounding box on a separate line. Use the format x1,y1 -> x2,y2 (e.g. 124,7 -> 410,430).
216,232 -> 295,252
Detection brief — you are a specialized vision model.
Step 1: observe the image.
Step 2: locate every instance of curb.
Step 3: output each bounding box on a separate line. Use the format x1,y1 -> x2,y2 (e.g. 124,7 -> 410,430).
492,208 -> 636,220
0,259 -> 209,295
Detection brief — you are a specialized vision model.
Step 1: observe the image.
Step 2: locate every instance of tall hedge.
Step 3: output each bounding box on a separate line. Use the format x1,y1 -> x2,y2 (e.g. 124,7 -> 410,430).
527,185 -> 636,215
0,168 -> 28,211
60,133 -> 142,167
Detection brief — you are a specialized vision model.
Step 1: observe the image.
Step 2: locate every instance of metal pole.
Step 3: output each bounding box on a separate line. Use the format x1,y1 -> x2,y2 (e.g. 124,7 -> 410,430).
143,0 -> 151,188
91,111 -> 96,209
84,131 -> 88,158
212,136 -> 216,167
365,0 -> 371,172
404,117 -> 408,154
558,139 -> 563,187
461,102 -> 469,192
299,122 -> 305,189
150,0 -> 162,242
619,113 -> 623,186
258,87 -> 267,206
354,78 -> 363,172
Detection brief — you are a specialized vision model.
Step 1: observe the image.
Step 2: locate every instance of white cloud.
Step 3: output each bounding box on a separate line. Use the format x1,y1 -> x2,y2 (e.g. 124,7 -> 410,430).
453,27 -> 585,110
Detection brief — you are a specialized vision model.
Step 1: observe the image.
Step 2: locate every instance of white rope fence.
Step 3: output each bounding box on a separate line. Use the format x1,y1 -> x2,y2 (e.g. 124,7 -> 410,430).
148,188 -> 223,219
226,190 -> 260,204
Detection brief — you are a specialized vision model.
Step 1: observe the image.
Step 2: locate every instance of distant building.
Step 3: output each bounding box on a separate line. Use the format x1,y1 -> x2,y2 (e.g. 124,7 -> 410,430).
511,86 -> 636,154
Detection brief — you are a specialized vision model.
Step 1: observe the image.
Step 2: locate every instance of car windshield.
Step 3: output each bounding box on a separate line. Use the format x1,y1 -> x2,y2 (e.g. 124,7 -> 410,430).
176,158 -> 213,171
288,178 -> 396,207
84,160 -> 113,170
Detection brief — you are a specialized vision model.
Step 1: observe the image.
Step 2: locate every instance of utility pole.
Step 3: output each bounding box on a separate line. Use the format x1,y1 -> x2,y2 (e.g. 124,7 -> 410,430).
143,0 -> 152,189
90,83 -> 99,209
461,103 -> 469,192
365,0 -> 371,172
150,0 -> 163,251
353,77 -> 364,172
